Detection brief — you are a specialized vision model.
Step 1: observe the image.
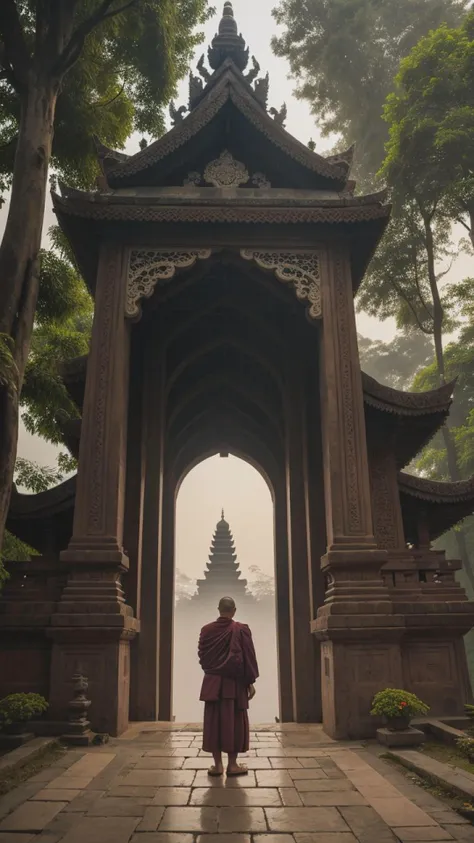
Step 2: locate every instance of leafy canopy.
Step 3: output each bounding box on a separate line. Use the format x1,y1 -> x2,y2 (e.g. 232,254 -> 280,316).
0,0 -> 214,194
382,11 -> 474,242
271,0 -> 467,187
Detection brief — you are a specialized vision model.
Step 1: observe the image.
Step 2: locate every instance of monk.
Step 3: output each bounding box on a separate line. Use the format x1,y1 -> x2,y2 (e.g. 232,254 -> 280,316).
198,596 -> 259,777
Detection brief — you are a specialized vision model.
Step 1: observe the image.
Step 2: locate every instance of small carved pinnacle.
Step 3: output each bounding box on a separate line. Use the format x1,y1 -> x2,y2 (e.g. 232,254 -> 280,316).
245,56 -> 261,85
269,103 -> 287,127
169,101 -> 187,127
197,54 -> 212,83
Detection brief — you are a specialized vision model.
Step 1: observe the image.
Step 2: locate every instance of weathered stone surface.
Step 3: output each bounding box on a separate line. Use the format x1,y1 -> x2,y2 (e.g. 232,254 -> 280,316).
31,790 -> 81,802
300,792 -> 367,807
255,771 -> 294,788
393,828 -> 454,841
376,728 -> 426,748
278,788 -> 302,807
124,771 -> 195,788
58,816 -> 139,843
152,789 -> 191,806
217,808 -> 267,833
189,788 -> 280,807
136,808 -> 166,832
0,803 -> 67,833
159,808 -> 219,833
264,807 -> 349,833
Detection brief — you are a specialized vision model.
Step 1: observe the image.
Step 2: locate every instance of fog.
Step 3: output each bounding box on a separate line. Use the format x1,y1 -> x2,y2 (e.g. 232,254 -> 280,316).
173,457 -> 279,724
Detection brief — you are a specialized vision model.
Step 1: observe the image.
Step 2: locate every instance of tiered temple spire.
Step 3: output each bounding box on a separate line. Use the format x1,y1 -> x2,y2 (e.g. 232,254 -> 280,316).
194,511 -> 254,603
208,2 -> 250,72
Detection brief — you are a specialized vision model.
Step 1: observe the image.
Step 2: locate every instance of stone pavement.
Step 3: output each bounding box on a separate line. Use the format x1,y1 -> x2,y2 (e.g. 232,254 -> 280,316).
0,724 -> 473,843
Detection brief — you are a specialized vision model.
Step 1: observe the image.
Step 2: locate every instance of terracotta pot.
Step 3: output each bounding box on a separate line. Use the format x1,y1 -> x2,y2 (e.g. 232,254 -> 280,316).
385,714 -> 411,731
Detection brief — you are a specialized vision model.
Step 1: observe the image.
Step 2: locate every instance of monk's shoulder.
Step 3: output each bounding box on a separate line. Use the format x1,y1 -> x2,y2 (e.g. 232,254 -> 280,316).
200,620 -> 218,634
235,621 -> 252,634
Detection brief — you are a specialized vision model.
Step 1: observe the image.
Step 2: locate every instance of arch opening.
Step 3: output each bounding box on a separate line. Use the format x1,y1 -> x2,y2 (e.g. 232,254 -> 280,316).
173,454 -> 279,724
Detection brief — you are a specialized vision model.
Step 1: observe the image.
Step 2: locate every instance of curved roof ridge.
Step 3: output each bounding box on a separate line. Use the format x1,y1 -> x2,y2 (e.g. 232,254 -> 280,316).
9,475 -> 77,517
399,471 -> 474,503
105,65 -> 347,186
362,372 -> 455,416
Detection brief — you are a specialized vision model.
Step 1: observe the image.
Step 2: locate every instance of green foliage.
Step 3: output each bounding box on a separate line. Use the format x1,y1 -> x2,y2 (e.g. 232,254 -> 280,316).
1,530 -> 37,565
382,11 -> 474,239
0,694 -> 48,727
14,457 -> 76,495
271,0 -> 467,187
456,736 -> 474,762
20,228 -> 93,446
370,688 -> 430,718
0,0 -> 214,194
358,203 -> 455,335
0,333 -> 18,395
465,703 -> 474,737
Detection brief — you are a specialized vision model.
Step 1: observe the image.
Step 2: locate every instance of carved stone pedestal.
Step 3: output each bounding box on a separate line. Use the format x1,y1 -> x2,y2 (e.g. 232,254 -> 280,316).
48,566 -> 139,737
376,726 -> 425,748
313,550 -> 405,739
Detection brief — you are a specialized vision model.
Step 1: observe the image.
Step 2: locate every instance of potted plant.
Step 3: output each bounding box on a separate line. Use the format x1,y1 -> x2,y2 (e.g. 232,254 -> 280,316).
370,688 -> 429,731
0,693 -> 49,735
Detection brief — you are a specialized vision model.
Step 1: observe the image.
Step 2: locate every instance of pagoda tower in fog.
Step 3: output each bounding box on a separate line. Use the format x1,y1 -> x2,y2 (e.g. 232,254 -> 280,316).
194,511 -> 254,604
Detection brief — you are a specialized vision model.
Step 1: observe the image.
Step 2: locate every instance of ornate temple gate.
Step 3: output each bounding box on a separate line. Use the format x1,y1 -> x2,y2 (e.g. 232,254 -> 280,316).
3,3 -> 474,739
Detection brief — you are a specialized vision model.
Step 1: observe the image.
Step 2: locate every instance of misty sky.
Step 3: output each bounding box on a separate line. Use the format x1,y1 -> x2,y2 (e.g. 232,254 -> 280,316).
1,0 -> 472,588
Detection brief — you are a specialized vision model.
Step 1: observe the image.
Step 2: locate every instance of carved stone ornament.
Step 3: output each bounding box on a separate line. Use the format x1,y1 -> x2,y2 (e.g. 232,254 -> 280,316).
127,250 -> 212,319
203,150 -> 249,187
240,250 -> 322,320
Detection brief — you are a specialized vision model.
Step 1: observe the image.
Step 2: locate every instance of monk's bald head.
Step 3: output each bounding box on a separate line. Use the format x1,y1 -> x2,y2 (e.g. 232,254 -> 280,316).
218,596 -> 236,617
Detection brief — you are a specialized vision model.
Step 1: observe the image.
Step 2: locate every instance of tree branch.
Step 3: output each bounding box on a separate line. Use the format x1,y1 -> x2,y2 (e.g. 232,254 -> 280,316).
92,80 -> 126,109
56,0 -> 138,76
0,1 -> 30,90
390,278 -> 433,335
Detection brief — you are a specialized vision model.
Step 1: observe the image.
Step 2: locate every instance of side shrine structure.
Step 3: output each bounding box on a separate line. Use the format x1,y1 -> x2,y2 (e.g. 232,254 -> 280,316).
3,2 -> 474,738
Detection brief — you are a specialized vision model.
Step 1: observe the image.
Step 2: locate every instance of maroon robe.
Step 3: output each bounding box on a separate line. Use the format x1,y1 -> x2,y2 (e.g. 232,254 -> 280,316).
198,617 -> 259,754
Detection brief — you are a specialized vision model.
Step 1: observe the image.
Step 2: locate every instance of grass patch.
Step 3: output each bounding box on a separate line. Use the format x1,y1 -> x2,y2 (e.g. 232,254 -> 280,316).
0,742 -> 66,796
421,740 -> 474,776
382,752 -> 474,819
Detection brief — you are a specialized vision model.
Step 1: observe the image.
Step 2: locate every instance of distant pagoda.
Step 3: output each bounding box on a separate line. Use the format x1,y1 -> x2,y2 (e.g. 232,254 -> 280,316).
194,511 -> 254,604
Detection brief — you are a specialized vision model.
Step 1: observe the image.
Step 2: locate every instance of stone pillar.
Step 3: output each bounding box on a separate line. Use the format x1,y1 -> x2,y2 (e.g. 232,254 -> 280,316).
302,346 -> 326,722
158,469 -> 175,721
133,330 -> 165,721
50,243 -> 138,737
273,474 -> 294,722
285,336 -> 319,722
126,334 -> 147,721
313,247 -> 403,739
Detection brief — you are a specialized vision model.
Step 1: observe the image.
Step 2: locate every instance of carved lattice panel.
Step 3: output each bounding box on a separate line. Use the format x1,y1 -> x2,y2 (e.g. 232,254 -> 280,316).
240,250 -> 322,320
126,249 -> 212,319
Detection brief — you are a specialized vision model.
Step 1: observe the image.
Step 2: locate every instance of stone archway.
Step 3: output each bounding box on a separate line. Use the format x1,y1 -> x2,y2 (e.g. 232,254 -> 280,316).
172,454 -> 279,724
121,249 -> 327,726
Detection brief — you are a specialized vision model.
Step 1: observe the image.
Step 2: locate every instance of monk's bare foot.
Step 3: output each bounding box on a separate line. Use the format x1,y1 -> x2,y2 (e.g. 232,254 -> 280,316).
227,764 -> 248,777
208,765 -> 224,777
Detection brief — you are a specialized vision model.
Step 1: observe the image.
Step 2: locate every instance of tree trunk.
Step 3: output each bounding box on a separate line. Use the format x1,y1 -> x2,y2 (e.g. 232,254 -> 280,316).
0,75 -> 58,551
424,213 -> 474,590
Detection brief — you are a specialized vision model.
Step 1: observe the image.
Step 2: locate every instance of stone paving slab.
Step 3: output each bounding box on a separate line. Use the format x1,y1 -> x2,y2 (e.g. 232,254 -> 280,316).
0,802 -> 67,833
131,835 -> 192,843
1,728 -> 473,843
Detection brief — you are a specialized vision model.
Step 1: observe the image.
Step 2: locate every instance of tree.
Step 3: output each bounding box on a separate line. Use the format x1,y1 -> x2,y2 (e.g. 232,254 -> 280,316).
247,565 -> 275,603
175,569 -> 196,605
382,11 -> 474,247
271,0 -> 467,188
0,0 -> 212,552
358,332 -> 434,390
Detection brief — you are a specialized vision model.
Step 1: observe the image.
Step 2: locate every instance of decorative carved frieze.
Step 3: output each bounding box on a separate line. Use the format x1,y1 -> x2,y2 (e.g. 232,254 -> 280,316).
240,249 -> 322,320
126,249 -> 212,320
184,150 -> 271,189
204,150 -> 249,187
